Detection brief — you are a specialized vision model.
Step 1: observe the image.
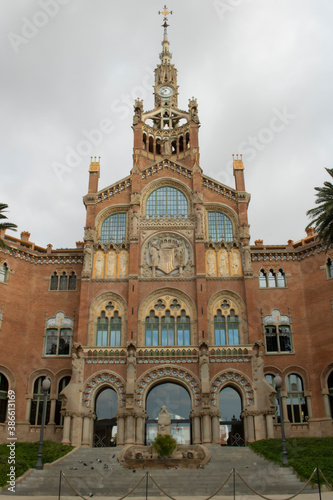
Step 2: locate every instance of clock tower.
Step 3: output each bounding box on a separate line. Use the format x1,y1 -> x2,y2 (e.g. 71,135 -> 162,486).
132,6 -> 200,171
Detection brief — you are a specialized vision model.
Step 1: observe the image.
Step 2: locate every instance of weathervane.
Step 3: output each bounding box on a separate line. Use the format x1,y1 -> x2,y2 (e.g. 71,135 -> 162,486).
158,5 -> 173,29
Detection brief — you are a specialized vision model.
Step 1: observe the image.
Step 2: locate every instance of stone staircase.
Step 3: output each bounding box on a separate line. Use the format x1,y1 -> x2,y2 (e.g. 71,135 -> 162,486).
4,446 -> 315,497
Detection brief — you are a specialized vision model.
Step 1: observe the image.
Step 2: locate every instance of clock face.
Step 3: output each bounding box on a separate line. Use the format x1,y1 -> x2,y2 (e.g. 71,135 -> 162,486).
158,86 -> 174,98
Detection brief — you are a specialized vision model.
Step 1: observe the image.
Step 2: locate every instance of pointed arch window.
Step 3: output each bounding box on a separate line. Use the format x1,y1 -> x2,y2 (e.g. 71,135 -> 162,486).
55,376 -> 71,425
101,213 -> 127,243
0,263 -> 8,283
264,309 -> 292,353
45,312 -> 72,356
208,212 -> 233,242
30,377 -> 51,426
0,373 -> 9,423
213,302 -> 239,345
259,269 -> 286,288
144,300 -> 191,346
286,374 -> 308,423
146,187 -> 188,218
96,305 -> 121,347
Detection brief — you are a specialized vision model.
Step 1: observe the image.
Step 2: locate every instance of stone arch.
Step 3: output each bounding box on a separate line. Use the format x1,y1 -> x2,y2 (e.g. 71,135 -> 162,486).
0,365 -> 16,390
210,370 -> 254,408
88,291 -> 127,346
27,368 -> 56,399
282,365 -> 310,392
135,365 -> 201,409
207,290 -> 248,345
95,205 -> 130,242
320,362 -> 333,390
82,371 -> 126,411
138,287 -> 197,345
140,177 -> 193,217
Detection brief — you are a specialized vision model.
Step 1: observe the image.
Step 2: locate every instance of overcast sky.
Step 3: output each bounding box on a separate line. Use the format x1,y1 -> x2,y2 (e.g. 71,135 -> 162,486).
1,0 -> 332,249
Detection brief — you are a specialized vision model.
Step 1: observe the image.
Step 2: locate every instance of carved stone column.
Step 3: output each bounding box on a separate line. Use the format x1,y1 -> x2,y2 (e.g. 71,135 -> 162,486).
71,414 -> 83,446
201,412 -> 212,444
116,414 -> 125,445
266,414 -> 275,439
125,414 -> 135,444
190,409 -> 201,444
322,390 -> 331,418
82,416 -> 91,446
212,415 -> 221,444
62,414 -> 71,445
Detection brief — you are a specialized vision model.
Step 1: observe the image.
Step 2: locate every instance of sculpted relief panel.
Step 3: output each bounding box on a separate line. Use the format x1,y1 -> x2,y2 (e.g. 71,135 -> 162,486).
206,247 -> 242,278
141,232 -> 193,278
92,249 -> 128,279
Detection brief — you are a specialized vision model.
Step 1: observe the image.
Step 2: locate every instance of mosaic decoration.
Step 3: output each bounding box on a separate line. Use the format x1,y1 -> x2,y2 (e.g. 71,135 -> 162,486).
210,370 -> 254,406
82,371 -> 126,407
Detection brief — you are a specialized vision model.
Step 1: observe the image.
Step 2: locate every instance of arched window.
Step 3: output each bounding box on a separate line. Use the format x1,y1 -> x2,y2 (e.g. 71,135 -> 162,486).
286,374 -> 308,423
265,374 -> 280,421
96,302 -> 121,347
55,376 -> 70,425
0,263 -> 8,283
327,258 -> 333,278
49,271 -> 76,291
208,212 -> 233,242
144,299 -> 191,346
259,269 -> 286,288
328,371 -> 333,418
30,377 -> 51,426
146,187 -> 188,218
101,213 -> 127,243
0,373 -> 9,423
45,312 -> 73,356
264,309 -> 292,353
213,300 -> 239,345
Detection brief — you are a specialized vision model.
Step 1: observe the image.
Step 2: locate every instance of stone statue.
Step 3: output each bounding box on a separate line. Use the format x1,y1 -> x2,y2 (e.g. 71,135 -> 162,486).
176,241 -> 186,267
200,345 -> 210,394
72,351 -> 84,384
252,343 -> 276,412
119,251 -> 128,277
162,137 -> 171,156
207,249 -> 216,276
157,406 -> 171,436
218,248 -> 229,276
133,99 -> 143,125
243,245 -> 252,273
82,245 -> 93,276
131,209 -> 139,235
195,206 -> 203,233
107,250 -> 116,278
95,251 -> 104,278
149,244 -> 159,267
126,348 -> 136,396
231,248 -> 241,275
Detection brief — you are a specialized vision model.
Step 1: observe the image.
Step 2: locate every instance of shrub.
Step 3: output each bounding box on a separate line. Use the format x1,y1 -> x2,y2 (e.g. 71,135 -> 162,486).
152,434 -> 177,457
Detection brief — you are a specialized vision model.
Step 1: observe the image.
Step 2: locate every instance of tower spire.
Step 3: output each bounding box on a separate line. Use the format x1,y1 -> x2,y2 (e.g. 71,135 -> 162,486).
158,5 -> 173,64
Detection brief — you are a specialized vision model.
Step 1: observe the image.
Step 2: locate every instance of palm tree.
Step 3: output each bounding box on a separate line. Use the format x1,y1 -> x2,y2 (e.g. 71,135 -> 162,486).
0,203 -> 17,250
306,168 -> 333,249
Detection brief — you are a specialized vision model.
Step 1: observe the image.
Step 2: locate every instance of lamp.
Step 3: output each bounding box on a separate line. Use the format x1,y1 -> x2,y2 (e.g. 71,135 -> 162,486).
35,377 -> 51,470
274,374 -> 288,466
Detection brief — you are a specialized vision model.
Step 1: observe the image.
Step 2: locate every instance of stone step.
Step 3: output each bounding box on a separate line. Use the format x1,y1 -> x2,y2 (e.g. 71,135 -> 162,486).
4,446 -> 316,496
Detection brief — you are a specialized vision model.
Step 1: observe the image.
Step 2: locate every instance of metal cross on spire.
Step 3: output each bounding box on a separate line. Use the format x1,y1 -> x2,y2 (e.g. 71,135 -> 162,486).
158,5 -> 173,31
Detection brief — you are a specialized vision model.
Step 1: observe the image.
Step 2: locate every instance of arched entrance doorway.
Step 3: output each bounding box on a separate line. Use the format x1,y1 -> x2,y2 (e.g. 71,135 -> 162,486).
146,382 -> 191,445
219,386 -> 244,446
94,387 -> 118,447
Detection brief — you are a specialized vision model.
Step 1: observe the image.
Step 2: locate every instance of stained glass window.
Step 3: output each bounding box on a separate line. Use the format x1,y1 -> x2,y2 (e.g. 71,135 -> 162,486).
101,213 -> 126,243
208,212 -> 233,241
146,187 -> 188,218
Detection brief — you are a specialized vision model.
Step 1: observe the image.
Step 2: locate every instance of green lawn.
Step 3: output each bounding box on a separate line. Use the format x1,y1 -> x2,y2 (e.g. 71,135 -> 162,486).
0,441 -> 74,488
249,437 -> 333,486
